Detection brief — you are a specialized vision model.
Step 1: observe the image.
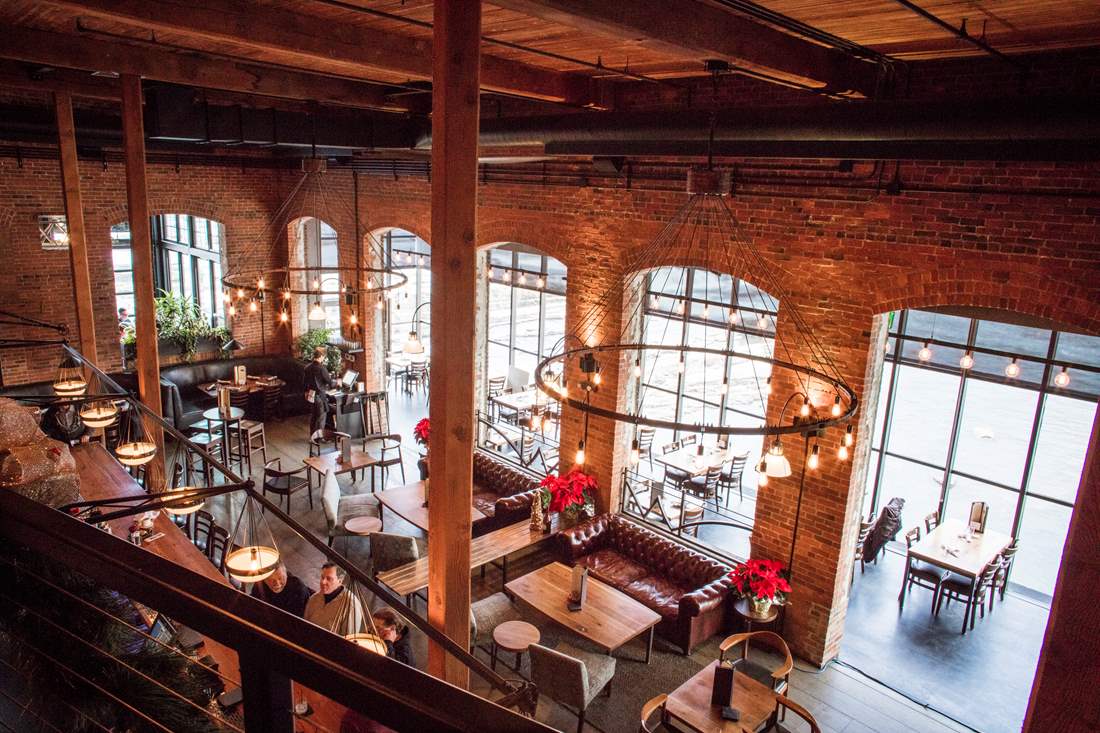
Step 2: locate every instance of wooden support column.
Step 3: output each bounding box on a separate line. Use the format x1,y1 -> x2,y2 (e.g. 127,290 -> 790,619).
54,92 -> 97,366
120,74 -> 164,468
427,0 -> 480,687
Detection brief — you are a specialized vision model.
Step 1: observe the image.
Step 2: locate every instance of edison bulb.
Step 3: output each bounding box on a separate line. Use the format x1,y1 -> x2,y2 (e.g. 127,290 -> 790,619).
764,377 -> 773,396
282,289 -> 291,300
799,400 -> 811,417
831,396 -> 842,417
959,352 -> 974,370
703,304 -> 711,319
808,446 -> 820,470
758,472 -> 769,488
248,300 -> 258,312
918,343 -> 933,362
349,313 -> 358,325
676,357 -> 685,374
257,277 -> 265,290
223,291 -> 231,304
719,380 -> 728,396
536,276 -> 545,289
575,443 -> 586,465
633,360 -> 642,379
629,440 -> 640,465
1054,367 -> 1070,388
837,444 -> 849,461
1005,359 -> 1021,378
279,311 -> 288,323
518,273 -> 526,285
228,305 -> 237,317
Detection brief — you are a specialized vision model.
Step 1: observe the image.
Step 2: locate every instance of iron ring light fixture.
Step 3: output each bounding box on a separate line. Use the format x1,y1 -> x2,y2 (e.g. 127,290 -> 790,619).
221,265 -> 407,298
534,343 -> 859,437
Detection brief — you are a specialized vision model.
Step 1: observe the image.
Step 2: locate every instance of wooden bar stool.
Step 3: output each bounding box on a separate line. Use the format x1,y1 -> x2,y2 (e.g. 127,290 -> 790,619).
491,619 -> 540,672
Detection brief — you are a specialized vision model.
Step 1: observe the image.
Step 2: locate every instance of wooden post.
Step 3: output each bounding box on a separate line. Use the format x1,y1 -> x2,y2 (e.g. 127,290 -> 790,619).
54,92 -> 97,366
427,0 -> 480,687
120,74 -> 164,471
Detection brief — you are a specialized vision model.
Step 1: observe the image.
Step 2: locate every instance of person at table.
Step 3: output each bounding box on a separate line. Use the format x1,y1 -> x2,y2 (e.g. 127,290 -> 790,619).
250,561 -> 313,618
305,345 -> 337,438
305,562 -> 366,636
372,607 -> 413,666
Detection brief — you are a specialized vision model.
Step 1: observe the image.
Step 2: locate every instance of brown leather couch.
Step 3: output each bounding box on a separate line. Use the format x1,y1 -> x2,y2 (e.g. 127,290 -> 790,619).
471,451 -> 542,537
558,513 -> 734,654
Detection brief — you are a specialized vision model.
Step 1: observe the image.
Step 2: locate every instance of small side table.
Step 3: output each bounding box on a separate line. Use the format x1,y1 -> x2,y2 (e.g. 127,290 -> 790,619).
345,516 -> 383,535
491,620 -> 540,672
734,597 -> 780,632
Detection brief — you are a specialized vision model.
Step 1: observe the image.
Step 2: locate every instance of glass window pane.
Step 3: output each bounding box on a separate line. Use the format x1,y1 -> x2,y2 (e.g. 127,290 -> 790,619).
871,360 -> 895,450
112,247 -> 132,271
169,254 -> 182,296
513,288 -> 541,356
541,293 -> 565,357
1014,498 -> 1072,597
1055,331 -> 1100,367
954,380 -> 1039,487
164,215 -> 178,241
488,282 -> 511,353
903,311 -> 970,344
197,261 -> 213,322
1028,394 -> 1095,503
649,267 -> 688,297
488,342 -> 510,380
975,320 -> 1051,358
210,221 -> 222,251
114,271 -> 134,296
177,215 -> 191,245
876,454 -> 945,533
182,255 -> 194,302
944,475 -> 1018,538
886,365 -> 960,466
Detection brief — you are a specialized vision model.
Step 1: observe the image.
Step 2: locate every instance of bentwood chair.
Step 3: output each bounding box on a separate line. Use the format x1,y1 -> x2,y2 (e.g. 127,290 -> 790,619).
768,693 -> 822,733
262,458 -> 312,512
207,524 -> 229,573
718,631 -> 793,698
898,527 -> 948,613
365,434 -> 406,490
192,510 -> 215,555
937,561 -> 999,633
529,642 -> 616,733
639,694 -> 668,732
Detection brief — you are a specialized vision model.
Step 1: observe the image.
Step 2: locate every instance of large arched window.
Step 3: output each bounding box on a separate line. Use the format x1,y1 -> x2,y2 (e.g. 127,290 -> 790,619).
383,229 -> 431,352
289,217 -> 339,333
863,309 -> 1100,599
110,214 -> 227,333
485,244 -> 566,385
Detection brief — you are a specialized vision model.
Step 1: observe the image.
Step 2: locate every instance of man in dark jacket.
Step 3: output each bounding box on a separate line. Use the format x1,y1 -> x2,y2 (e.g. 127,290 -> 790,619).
305,345 -> 336,437
251,562 -> 313,618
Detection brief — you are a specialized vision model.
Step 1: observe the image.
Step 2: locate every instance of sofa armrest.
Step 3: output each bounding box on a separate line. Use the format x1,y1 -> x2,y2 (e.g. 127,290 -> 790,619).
494,488 -> 539,525
679,576 -> 734,618
556,513 -> 611,564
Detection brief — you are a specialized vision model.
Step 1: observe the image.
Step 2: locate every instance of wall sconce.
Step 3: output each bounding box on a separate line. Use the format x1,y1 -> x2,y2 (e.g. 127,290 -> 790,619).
38,215 -> 70,250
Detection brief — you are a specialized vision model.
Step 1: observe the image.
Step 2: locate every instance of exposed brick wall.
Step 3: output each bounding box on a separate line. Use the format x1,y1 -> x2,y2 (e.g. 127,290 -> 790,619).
3,137 -> 1099,671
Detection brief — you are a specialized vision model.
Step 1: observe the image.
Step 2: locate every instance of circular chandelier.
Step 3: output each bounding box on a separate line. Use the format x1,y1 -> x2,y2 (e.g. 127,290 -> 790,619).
219,159 -> 407,328
534,167 -> 859,475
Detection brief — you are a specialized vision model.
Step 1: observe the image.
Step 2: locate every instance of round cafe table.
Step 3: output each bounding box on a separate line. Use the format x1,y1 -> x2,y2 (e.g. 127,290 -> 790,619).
345,516 -> 382,535
492,620 -> 540,672
202,406 -> 244,470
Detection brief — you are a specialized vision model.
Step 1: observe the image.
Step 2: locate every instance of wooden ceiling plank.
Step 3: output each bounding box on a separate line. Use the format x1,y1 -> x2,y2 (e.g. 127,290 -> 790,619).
0,24 -> 405,110
42,0 -> 595,106
487,0 -> 880,96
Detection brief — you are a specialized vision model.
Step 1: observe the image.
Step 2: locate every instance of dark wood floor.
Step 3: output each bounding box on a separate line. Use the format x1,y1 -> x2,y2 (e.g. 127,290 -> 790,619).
840,547 -> 1047,733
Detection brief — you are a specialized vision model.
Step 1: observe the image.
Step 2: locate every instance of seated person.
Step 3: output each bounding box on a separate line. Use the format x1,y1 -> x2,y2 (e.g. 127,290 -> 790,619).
372,607 -> 412,666
305,562 -> 366,637
251,561 -> 313,618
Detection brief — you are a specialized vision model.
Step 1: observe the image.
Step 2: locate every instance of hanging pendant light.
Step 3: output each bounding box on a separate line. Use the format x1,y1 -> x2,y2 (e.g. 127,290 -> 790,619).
1054,366 -> 1071,388
632,358 -> 642,379
575,440 -> 586,465
346,632 -> 389,655
837,443 -> 850,461
760,440 -> 792,478
115,411 -> 156,467
226,494 -> 280,584
1004,358 -> 1021,378
278,309 -> 289,323
629,439 -> 640,465
844,423 -> 855,447
831,395 -> 842,417
54,354 -> 87,397
162,487 -> 205,516
403,331 -> 425,354
79,400 -> 120,429
959,351 -> 975,370
308,300 -> 326,321
799,396 -> 811,418
807,443 -> 820,470
248,299 -> 258,313
757,458 -> 769,487
918,342 -> 933,362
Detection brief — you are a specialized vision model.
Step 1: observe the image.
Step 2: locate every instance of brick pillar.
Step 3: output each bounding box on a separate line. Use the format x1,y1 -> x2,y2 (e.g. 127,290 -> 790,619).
751,306 -> 887,665
559,255 -> 627,511
1024,404 -> 1100,732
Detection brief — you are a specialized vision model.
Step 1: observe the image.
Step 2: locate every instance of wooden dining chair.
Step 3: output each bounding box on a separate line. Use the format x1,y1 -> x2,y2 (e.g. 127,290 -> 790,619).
637,427 -> 656,471
718,452 -> 749,506
680,434 -> 697,447
769,693 -> 822,733
989,539 -> 1020,612
718,631 -> 793,698
924,510 -> 940,533
661,441 -> 681,455
898,526 -> 948,614
687,465 -> 723,511
639,693 -> 668,732
937,561 -> 999,633
487,376 -> 507,421
851,520 -> 875,584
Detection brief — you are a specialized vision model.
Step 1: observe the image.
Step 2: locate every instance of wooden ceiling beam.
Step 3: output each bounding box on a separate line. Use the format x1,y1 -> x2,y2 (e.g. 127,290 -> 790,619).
488,0 -> 880,97
0,61 -> 121,100
0,24 -> 405,110
42,0 -> 597,106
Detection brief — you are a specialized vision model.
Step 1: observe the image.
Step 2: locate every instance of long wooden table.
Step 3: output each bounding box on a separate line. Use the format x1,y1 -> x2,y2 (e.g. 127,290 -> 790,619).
664,660 -> 780,732
506,562 -> 662,664
656,443 -> 729,477
71,443 -> 345,732
377,516 -> 559,597
906,517 -> 1013,634
376,481 -> 486,532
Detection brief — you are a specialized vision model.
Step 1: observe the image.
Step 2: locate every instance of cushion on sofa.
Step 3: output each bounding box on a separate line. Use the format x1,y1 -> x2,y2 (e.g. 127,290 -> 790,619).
472,492 -> 499,518
576,549 -> 649,587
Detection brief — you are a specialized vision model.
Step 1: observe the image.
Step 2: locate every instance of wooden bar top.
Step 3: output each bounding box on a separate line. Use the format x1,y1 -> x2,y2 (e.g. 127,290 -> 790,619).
909,518 -> 1012,579
71,443 -> 345,732
377,516 -> 559,596
376,481 -> 486,532
664,659 -> 778,733
505,562 -> 661,654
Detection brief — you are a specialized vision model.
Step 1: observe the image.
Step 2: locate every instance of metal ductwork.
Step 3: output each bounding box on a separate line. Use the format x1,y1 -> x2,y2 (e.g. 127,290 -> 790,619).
413,97 -> 1100,160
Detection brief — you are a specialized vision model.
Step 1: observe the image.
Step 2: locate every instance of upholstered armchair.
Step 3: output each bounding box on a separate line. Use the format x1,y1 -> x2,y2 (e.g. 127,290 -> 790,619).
529,642 -> 616,733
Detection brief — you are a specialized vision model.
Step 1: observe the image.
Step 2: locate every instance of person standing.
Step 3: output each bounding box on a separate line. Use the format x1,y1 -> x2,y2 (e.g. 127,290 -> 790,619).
304,345 -> 336,438
304,563 -> 365,637
250,561 -> 313,618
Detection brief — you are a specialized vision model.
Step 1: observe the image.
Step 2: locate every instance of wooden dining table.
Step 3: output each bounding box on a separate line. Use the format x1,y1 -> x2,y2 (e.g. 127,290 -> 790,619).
491,387 -> 552,415
656,444 -> 729,477
906,517 -> 1013,634
375,480 -> 486,533
198,376 -> 285,396
663,660 -> 780,732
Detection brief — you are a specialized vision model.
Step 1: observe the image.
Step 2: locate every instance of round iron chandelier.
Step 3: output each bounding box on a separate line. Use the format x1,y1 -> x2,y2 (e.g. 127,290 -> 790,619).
534,167 -> 859,474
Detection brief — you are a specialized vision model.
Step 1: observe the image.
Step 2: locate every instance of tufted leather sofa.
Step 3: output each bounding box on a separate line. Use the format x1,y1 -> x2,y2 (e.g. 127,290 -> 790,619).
471,451 -> 543,537
558,513 -> 734,654
160,356 -> 309,429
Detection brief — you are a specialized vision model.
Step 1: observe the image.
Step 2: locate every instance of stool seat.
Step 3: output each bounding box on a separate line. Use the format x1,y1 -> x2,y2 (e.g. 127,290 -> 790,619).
492,620 -> 540,672
345,516 -> 383,535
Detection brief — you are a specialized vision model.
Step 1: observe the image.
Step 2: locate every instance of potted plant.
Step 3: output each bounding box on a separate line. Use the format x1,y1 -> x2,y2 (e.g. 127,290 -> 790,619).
295,327 -> 342,374
413,418 -> 430,480
121,291 -> 230,364
728,558 -> 792,619
538,468 -> 597,528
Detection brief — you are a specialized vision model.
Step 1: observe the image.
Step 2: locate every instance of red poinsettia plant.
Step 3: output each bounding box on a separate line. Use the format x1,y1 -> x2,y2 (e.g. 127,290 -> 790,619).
728,558 -> 792,604
539,468 -> 597,517
413,418 -> 430,447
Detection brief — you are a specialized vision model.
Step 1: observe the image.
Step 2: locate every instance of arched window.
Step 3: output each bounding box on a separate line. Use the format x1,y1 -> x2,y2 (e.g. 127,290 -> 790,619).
383,229 -> 431,352
110,214 -> 227,335
486,244 -> 566,386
